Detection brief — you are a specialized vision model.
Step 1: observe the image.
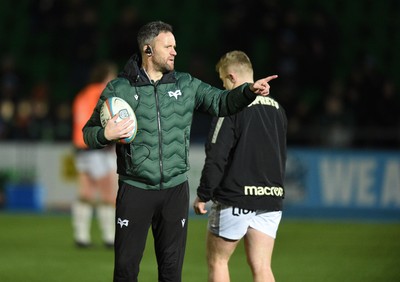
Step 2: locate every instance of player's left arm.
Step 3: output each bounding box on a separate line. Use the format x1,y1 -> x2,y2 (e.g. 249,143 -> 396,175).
194,116 -> 236,214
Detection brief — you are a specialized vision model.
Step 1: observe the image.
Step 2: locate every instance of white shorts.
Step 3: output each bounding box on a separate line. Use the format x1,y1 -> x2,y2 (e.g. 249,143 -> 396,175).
75,150 -> 117,180
208,202 -> 282,240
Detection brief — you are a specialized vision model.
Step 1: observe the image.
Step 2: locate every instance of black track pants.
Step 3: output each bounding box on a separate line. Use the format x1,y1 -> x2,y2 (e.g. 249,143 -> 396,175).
113,181 -> 189,282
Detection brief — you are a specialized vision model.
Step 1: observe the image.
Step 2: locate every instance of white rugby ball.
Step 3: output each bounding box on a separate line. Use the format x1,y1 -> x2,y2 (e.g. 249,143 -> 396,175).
100,97 -> 138,144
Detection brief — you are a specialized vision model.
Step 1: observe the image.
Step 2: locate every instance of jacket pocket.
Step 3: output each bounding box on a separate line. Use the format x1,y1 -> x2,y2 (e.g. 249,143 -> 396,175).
126,144 -> 150,173
116,142 -> 150,175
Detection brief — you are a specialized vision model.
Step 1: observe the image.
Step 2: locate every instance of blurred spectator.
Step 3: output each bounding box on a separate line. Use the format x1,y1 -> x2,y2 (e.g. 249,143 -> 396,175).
29,98 -> 53,141
11,99 -> 32,140
373,79 -> 400,148
345,54 -> 386,147
318,93 -> 355,148
0,54 -> 25,102
53,101 -> 72,141
28,79 -> 53,140
0,99 -> 14,139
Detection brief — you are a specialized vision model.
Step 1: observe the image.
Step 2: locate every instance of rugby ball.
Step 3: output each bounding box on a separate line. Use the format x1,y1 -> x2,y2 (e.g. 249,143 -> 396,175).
100,97 -> 138,144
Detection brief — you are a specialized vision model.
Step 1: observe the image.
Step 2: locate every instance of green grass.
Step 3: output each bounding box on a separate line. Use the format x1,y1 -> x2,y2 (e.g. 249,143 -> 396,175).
0,213 -> 399,282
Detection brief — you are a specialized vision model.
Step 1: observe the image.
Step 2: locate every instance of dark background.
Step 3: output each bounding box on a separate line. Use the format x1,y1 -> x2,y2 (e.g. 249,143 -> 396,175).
0,0 -> 399,148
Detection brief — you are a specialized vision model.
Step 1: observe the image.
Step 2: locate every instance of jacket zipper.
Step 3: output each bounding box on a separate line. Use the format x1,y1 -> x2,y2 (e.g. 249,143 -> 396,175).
154,83 -> 164,189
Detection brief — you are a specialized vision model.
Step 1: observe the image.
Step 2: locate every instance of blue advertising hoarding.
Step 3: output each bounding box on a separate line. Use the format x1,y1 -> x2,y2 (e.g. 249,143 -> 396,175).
284,148 -> 400,220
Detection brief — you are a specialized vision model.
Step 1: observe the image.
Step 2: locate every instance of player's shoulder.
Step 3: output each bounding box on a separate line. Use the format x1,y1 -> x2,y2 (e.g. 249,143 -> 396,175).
248,95 -> 283,109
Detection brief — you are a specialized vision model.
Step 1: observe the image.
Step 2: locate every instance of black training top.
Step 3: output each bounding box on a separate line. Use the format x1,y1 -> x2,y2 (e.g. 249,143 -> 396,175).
197,95 -> 287,211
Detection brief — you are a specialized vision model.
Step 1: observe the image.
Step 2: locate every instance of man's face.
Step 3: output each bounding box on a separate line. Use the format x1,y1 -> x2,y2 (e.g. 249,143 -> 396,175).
151,32 -> 177,73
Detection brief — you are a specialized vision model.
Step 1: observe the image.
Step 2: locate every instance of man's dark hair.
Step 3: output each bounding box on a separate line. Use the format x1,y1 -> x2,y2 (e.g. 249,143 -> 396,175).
137,21 -> 173,50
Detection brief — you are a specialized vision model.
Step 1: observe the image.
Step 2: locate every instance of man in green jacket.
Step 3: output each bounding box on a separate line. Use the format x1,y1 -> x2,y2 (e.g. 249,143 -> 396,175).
83,20 -> 277,282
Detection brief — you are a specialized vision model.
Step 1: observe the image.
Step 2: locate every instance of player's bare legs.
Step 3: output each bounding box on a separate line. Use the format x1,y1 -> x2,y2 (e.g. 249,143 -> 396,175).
97,171 -> 117,205
72,172 -> 97,246
73,171 -> 117,247
206,231 -> 240,282
96,171 -> 117,246
244,227 -> 276,282
78,172 -> 98,200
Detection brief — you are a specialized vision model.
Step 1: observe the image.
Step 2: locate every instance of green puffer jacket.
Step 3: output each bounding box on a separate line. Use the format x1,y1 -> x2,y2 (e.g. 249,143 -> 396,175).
83,55 -> 257,190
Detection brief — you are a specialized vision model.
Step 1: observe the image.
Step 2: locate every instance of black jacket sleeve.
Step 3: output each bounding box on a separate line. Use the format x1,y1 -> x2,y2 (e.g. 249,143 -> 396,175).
197,115 -> 237,202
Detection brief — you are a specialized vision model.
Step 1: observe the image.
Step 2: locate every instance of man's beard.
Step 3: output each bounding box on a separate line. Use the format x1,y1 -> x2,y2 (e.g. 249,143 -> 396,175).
154,58 -> 174,73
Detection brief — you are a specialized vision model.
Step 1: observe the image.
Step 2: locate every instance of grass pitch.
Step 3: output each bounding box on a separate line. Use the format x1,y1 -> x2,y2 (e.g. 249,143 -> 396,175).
0,213 -> 399,282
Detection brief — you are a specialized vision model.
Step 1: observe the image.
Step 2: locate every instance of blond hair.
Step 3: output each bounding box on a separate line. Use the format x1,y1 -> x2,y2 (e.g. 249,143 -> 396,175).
215,50 -> 253,76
